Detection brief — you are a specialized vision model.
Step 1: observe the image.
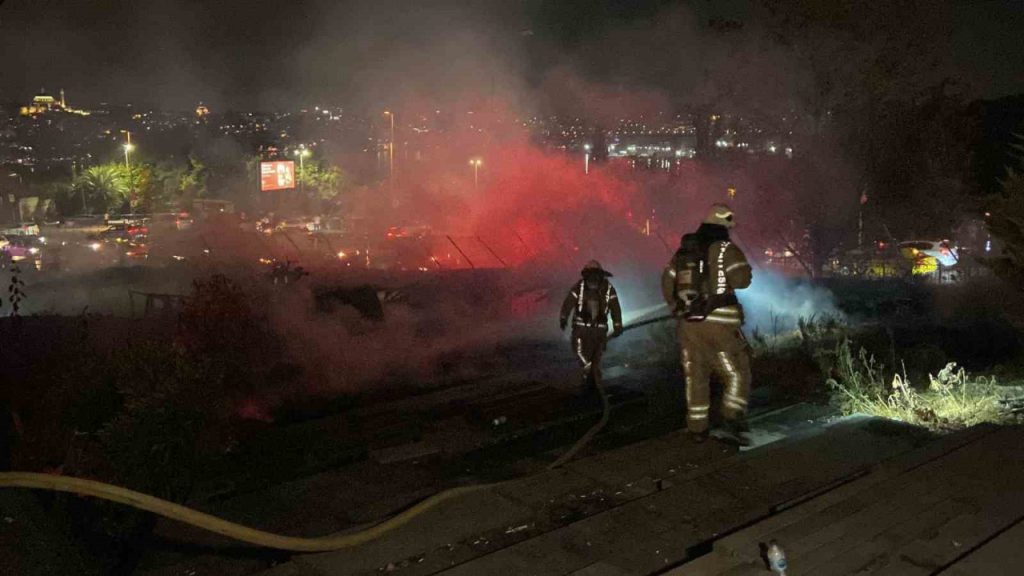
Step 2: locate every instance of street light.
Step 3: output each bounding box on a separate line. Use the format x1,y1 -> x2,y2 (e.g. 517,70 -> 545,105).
383,111 -> 395,184
293,147 -> 311,196
123,131 -> 135,213
469,158 -> 483,188
583,144 -> 592,175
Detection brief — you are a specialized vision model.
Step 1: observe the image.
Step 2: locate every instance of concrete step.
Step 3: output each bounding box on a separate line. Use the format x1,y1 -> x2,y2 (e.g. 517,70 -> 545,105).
665,424 -> 1016,575
250,416 -> 937,576
939,517 -> 1024,576
427,418 -> 934,576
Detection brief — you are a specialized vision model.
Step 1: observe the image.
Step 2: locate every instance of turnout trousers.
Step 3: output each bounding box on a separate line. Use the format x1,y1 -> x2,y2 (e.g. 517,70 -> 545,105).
571,325 -> 608,391
678,319 -> 752,433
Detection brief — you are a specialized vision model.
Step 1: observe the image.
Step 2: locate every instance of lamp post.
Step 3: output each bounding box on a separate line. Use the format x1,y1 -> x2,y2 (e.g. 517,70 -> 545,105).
584,144 -> 591,174
123,131 -> 135,214
469,158 -> 482,188
7,173 -> 23,224
294,148 -> 311,213
294,147 -> 310,195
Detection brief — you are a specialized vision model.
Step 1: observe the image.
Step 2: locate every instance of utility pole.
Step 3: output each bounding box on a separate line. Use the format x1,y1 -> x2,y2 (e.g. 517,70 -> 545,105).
859,189 -> 868,249
122,132 -> 135,215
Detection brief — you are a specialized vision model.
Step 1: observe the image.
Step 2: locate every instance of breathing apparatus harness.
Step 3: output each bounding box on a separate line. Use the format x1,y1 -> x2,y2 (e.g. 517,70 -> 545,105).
572,274 -> 615,329
671,224 -> 738,321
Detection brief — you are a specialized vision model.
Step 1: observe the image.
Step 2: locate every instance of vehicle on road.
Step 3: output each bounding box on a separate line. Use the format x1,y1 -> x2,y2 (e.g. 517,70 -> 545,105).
899,240 -> 959,276
0,234 -> 44,269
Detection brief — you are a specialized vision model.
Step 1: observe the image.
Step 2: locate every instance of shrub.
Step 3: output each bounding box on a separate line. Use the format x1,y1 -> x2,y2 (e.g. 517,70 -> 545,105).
96,344 -> 225,499
827,339 -> 1013,431
175,274 -> 279,398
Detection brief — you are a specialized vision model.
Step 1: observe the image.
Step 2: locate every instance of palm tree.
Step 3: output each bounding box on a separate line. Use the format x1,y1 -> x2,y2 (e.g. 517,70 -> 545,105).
73,165 -> 129,213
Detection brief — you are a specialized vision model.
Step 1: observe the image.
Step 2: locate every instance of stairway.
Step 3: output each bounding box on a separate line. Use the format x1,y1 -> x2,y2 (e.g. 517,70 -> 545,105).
253,416 -> 952,576
666,424 -> 1024,575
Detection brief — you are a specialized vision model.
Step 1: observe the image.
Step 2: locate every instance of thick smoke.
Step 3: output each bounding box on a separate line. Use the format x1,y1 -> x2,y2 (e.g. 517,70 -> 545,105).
254,94 -> 849,402
738,270 -> 843,337
11,0 -> 922,409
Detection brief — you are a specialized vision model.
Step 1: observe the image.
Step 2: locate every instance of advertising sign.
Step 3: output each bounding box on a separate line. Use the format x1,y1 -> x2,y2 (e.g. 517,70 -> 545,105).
260,161 -> 296,192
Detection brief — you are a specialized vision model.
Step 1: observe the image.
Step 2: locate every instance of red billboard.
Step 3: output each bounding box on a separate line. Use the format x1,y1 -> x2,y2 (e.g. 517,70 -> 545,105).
260,161 -> 296,192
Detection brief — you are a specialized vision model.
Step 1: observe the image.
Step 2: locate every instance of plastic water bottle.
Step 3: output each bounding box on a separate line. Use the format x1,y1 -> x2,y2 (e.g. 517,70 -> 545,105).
766,540 -> 788,575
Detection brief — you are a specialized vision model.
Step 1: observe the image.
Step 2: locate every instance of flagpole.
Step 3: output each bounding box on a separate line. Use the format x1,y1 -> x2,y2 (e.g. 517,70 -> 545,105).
858,207 -> 863,249
858,189 -> 867,249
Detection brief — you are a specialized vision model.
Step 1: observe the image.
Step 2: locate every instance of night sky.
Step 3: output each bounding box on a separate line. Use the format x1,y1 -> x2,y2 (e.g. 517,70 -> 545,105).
0,0 -> 1021,111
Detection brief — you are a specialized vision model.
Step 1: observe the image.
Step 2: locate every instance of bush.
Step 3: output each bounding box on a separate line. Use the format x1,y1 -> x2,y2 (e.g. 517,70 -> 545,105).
38,341 -> 231,572
827,339 -> 1013,431
177,274 -> 263,358
97,344 -> 225,499
176,274 -> 279,398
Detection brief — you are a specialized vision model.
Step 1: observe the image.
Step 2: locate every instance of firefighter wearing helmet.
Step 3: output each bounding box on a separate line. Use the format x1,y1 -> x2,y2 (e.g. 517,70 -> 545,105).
560,260 -> 623,395
661,204 -> 754,446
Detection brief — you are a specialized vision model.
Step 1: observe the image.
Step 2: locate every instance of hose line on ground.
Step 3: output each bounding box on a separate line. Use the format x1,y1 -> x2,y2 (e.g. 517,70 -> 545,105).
0,470 -> 497,552
544,368 -> 611,471
0,313 -> 676,552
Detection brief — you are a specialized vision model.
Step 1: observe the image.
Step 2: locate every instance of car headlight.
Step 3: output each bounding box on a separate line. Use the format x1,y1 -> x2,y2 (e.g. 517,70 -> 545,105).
28,247 -> 39,254
89,242 -> 102,251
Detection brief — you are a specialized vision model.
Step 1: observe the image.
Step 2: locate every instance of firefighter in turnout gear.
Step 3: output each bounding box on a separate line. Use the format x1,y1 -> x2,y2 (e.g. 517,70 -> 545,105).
661,204 -> 754,446
560,261 -> 624,394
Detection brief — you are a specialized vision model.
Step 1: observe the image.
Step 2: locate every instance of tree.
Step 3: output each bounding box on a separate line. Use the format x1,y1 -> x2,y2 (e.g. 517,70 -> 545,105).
73,165 -> 129,213
759,1 -> 972,236
178,155 -> 209,201
127,164 -> 158,213
684,1 -> 974,261
149,161 -> 188,212
69,161 -> 187,214
985,138 -> 1024,285
40,180 -> 75,218
300,161 -> 345,201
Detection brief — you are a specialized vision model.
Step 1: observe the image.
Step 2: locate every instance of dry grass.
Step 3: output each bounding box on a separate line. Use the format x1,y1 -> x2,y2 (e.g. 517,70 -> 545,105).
750,312 -> 846,355
827,339 -> 1014,431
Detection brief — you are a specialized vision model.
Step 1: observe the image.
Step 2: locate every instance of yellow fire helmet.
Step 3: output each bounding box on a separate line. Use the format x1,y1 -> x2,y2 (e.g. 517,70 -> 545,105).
703,203 -> 736,228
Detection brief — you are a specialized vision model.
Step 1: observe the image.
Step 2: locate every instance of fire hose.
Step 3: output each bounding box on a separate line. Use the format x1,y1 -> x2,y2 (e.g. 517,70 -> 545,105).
0,313 -> 678,552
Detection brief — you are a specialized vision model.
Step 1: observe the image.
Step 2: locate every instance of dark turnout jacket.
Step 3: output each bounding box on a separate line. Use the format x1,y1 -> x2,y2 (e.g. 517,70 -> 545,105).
560,274 -> 623,332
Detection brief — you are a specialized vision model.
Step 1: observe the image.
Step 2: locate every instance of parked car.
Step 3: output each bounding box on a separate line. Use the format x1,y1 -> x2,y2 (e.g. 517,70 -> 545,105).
0,223 -> 41,237
0,234 -> 44,268
899,240 -> 959,270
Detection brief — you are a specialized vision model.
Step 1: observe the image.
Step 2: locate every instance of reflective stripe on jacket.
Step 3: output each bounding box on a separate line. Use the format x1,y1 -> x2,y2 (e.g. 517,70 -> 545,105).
703,240 -> 751,325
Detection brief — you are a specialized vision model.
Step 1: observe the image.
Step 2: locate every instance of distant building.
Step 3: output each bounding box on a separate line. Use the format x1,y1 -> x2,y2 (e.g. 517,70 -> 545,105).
608,134 -> 698,159
20,88 -> 89,117
196,104 -> 210,118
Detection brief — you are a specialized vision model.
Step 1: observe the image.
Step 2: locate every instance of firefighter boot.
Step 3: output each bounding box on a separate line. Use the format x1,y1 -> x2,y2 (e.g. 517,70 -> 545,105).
720,418 -> 752,448
689,430 -> 709,444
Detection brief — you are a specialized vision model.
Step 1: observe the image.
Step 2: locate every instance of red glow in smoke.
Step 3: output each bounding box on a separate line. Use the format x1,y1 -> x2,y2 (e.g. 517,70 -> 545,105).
342,98 -> 660,273
469,145 -> 647,268
336,96 -> 841,277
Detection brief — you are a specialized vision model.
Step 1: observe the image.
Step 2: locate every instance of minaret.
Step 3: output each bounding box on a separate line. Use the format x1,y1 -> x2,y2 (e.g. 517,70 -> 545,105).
60,89 -> 66,108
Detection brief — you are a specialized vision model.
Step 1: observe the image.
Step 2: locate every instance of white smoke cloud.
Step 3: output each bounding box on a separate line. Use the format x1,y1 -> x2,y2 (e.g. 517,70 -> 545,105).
738,269 -> 842,337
